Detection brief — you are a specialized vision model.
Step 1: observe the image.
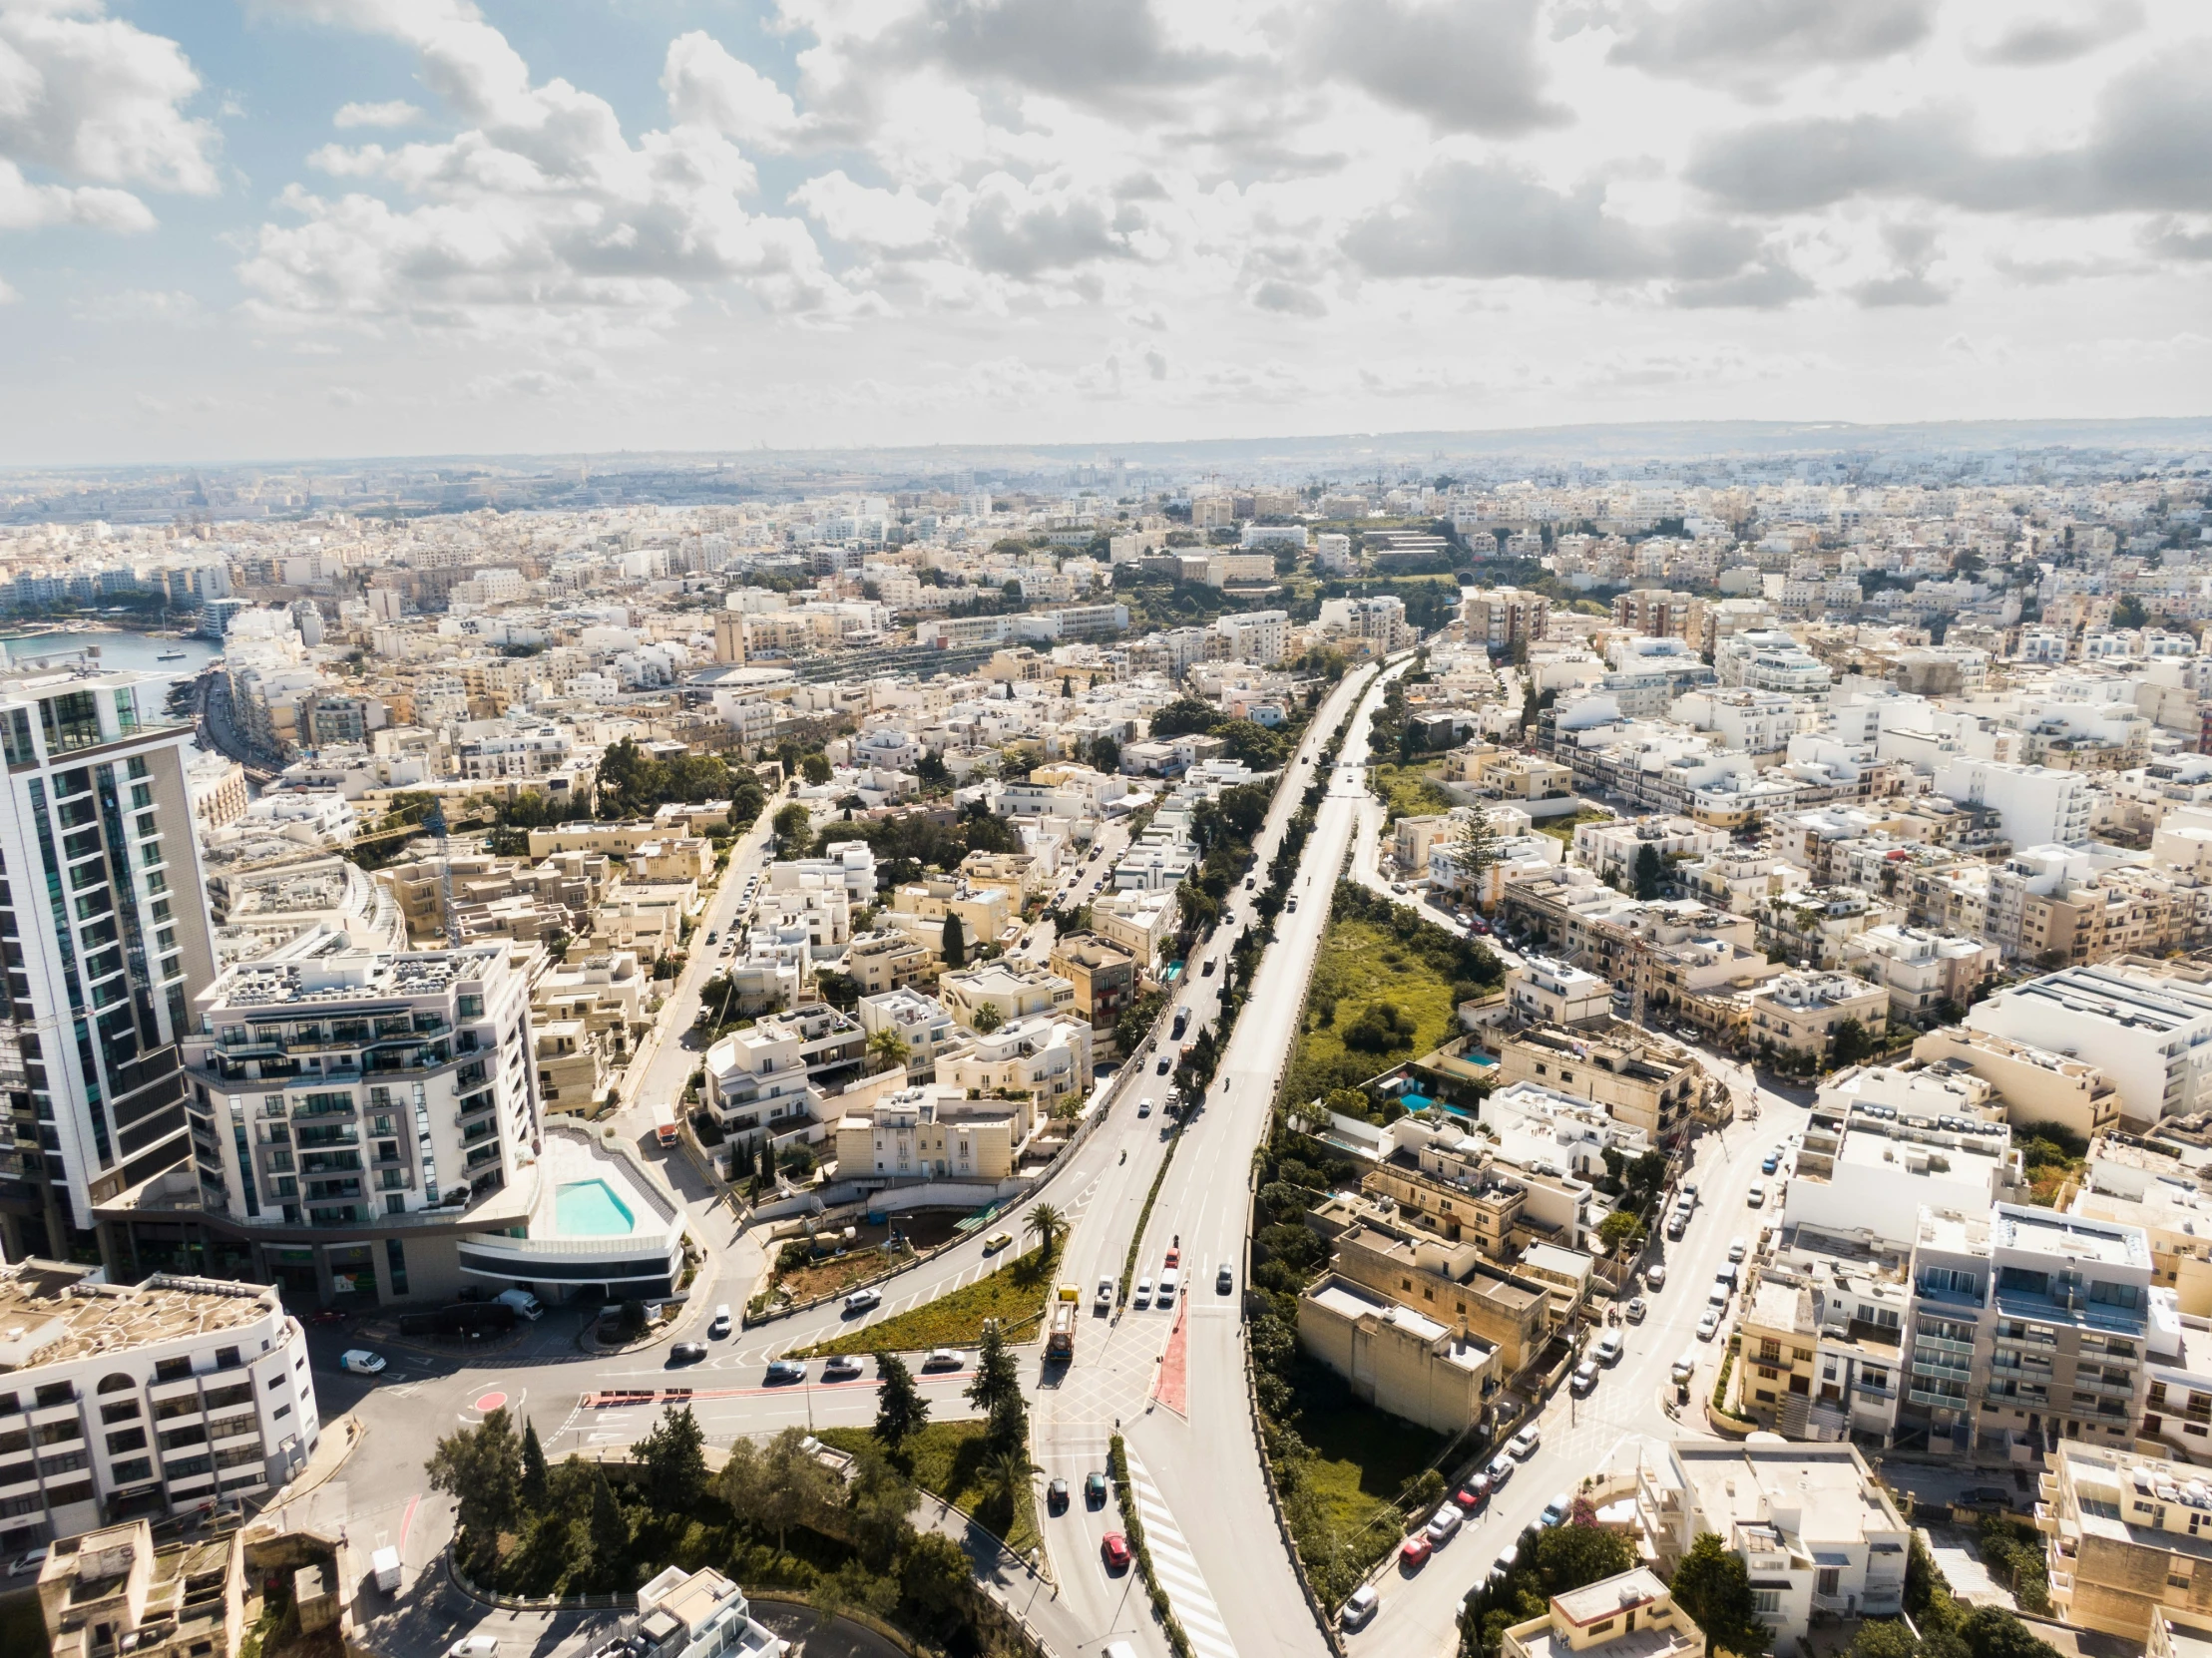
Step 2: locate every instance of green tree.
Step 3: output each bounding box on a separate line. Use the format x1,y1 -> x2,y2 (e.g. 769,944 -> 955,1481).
865,1028 -> 909,1075
1090,734 -> 1121,773
1830,1018 -> 1875,1069
984,1446 -> 1031,1523
872,1351 -> 930,1452
942,912 -> 966,969
1150,696 -> 1219,738
1671,1531 -> 1768,1657
897,1529 -> 976,1637
520,1417 -> 549,1512
800,752 -> 833,786
1956,1609 -> 2062,1658
718,1428 -> 837,1555
843,1447 -> 916,1572
1596,1210 -> 1644,1256
1533,1520 -> 1634,1591
588,1460 -> 630,1561
971,1003 -> 1003,1034
1851,1623 -> 1924,1658
1633,842 -> 1665,901
637,1403 -> 707,1511
425,1408 -> 523,1565
772,802 -> 814,858
968,1321 -> 1027,1451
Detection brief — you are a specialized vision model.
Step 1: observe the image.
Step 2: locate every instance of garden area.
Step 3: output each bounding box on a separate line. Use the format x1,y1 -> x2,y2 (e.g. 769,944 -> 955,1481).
1284,881 -> 1502,1105
1369,759 -> 1456,824
424,1407 -> 1011,1655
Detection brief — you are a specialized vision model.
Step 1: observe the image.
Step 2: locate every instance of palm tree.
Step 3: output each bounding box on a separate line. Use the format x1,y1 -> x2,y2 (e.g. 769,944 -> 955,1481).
865,1028 -> 909,1076
1025,1203 -> 1068,1261
985,1448 -> 1031,1524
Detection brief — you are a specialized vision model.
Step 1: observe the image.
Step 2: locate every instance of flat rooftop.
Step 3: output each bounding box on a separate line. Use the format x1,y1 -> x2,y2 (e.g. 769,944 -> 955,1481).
1991,1204 -> 2151,1270
209,945 -> 500,1011
0,1263 -> 277,1372
1669,1445 -> 1906,1544
1306,1279 -> 1495,1373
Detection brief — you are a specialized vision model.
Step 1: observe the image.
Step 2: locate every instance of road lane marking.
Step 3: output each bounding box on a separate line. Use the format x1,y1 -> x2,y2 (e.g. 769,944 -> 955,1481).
1124,1446 -> 1236,1658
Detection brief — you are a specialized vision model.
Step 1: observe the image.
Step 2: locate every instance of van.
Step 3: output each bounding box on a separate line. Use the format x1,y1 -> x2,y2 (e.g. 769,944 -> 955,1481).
371,1546 -> 402,1592
1714,1262 -> 1738,1289
1671,1352 -> 1698,1386
1594,1331 -> 1623,1366
494,1288 -> 543,1321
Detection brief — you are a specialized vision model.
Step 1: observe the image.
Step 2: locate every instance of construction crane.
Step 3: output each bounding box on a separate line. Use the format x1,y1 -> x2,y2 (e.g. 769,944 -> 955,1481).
422,802 -> 459,947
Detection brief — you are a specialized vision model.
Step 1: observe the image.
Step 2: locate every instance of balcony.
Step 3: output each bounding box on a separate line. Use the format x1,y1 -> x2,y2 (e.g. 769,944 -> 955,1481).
1908,1387 -> 1969,1411
1913,1334 -> 1976,1358
2071,1376 -> 2137,1401
1986,1387 -> 2048,1409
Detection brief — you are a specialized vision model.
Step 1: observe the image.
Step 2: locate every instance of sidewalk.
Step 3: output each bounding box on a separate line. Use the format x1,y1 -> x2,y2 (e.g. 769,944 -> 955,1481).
918,1491 -> 1088,1658
268,1409 -> 365,1507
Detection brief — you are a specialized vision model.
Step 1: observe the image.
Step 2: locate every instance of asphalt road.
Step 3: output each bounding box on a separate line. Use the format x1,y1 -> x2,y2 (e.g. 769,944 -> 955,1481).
1033,659 -> 1406,1658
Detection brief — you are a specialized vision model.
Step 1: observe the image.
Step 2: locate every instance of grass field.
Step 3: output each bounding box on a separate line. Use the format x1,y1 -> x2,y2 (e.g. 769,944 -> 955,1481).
1284,912 -> 1470,1102
1370,761 -> 1456,824
1533,805 -> 1613,844
819,1421 -> 1043,1557
1272,1361 -> 1449,1601
789,1246 -> 1059,1358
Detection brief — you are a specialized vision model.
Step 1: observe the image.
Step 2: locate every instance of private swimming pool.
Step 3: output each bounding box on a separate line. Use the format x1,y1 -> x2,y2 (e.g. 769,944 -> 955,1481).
554,1178 -> 639,1237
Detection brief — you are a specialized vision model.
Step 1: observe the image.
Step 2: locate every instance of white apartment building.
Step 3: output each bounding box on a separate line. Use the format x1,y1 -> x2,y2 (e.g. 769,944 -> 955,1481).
1504,956 -> 1610,1026
763,840 -> 877,908
631,1564 -> 785,1658
856,988 -> 962,1078
1714,630 -> 1832,699
936,962 -> 1078,1029
936,1012 -> 1093,1108
1787,1071 -> 2018,1250
1636,1442 -> 1909,1655
0,665 -> 221,1262
1214,610 -> 1289,665
1931,756 -> 2093,849
1842,924 -> 1999,1022
1968,962 -> 2212,1125
0,1262 -> 317,1555
1669,687 -> 1804,756
702,1002 -> 864,1147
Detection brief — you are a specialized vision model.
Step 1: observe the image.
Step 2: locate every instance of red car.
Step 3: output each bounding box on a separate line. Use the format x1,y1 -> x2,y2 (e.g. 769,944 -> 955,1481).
1400,1534 -> 1432,1569
1454,1480 -> 1490,1512
1103,1532 -> 1131,1571
1164,1248 -> 1180,1270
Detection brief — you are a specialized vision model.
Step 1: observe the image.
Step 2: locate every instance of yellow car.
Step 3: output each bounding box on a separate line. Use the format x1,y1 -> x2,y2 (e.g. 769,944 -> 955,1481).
983,1231 -> 1014,1254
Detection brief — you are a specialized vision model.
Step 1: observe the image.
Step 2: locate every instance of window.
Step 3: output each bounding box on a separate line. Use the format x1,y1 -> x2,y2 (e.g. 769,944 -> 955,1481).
2089,1281 -> 2142,1310
38,690 -> 104,753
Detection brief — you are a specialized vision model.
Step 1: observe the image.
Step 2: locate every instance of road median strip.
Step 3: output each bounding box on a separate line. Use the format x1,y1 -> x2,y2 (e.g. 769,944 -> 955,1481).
1108,1434 -> 1196,1658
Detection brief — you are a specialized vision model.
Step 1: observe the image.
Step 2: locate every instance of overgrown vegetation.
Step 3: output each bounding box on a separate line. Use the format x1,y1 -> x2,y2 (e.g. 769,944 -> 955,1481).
595,736 -> 767,826
1840,1534 -> 2063,1658
792,1242 -> 1061,1357
1370,760 -> 1456,824
1286,881 -> 1501,1102
425,1407 -> 1013,1654
2016,1120 -> 2088,1207
837,800 -> 1025,891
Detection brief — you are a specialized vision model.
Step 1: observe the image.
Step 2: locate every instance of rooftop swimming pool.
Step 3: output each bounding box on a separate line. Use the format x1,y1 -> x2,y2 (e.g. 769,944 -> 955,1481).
554,1178 -> 639,1238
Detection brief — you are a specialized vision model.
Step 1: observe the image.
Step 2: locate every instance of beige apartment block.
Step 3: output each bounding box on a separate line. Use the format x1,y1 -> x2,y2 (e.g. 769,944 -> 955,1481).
2042,1439 -> 2212,1639
1911,1026 -> 2122,1144
1306,1207 -> 1552,1373
1296,1274 -> 1500,1434
39,1520 -> 245,1658
937,961 -> 1077,1029
1502,1569 -> 1706,1658
1048,931 -> 1136,1030
535,1018 -> 611,1114
845,930 -> 936,996
833,1084 -> 1021,1184
1496,1022 -> 1706,1143
1743,972 -> 1889,1062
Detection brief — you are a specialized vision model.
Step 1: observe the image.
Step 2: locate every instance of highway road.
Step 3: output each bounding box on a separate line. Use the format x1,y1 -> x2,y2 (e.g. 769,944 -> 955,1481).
1035,658 -> 1409,1658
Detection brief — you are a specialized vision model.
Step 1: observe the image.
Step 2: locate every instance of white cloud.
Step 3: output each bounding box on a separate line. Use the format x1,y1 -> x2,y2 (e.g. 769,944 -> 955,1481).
0,1 -> 220,193
239,0 -> 855,337
333,99 -> 423,129
68,285 -> 203,322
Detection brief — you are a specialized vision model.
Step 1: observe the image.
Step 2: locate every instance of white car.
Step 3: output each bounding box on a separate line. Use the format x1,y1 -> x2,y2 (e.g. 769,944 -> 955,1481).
1746,1182 -> 1766,1208
1643,1265 -> 1666,1292
843,1287 -> 882,1315
1508,1426 -> 1542,1458
8,1545 -> 49,1577
1697,1309 -> 1722,1341
1134,1278 -> 1152,1309
708,1304 -> 732,1338
448,1640 -> 500,1658
338,1350 -> 385,1375
1727,1236 -> 1747,1263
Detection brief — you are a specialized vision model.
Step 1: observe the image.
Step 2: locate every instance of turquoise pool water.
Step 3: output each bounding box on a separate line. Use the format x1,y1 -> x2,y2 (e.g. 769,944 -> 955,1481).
554,1178 -> 639,1237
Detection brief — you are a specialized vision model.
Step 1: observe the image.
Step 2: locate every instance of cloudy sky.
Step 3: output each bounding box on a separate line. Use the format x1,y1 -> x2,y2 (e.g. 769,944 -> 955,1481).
3,0 -> 2209,465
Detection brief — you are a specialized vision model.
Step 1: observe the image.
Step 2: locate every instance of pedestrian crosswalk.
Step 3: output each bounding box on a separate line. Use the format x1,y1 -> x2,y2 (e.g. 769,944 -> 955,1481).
1123,1447 -> 1237,1658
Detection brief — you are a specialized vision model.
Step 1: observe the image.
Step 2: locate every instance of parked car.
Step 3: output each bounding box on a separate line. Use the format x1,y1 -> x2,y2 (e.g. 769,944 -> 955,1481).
1487,1451 -> 1516,1486
922,1349 -> 962,1372
1508,1427 -> 1542,1458
1097,1277 -> 1114,1310
1426,1505 -> 1463,1545
8,1546 -> 49,1578
1707,1282 -> 1731,1309
448,1640 -> 500,1658
1624,1296 -> 1647,1324
1672,1351 -> 1699,1386
822,1355 -> 864,1382
1760,1154 -> 1779,1175
338,1350 -> 385,1375
1490,1544 -> 1520,1580
708,1305 -> 732,1338
1540,1493 -> 1570,1527
1746,1182 -> 1766,1207
1644,1266 -> 1666,1291
1697,1310 -> 1722,1341
1571,1360 -> 1600,1396
1048,1477 -> 1069,1513
766,1360 -> 806,1385
844,1287 -> 882,1315
1400,1534 -> 1432,1569
1959,1485 -> 2015,1509
1103,1532 -> 1131,1571
1595,1331 -> 1624,1365
1340,1585 -> 1379,1630
1728,1236 -> 1747,1262
670,1342 -> 707,1364
1455,1475 -> 1492,1511
1680,1180 -> 1699,1201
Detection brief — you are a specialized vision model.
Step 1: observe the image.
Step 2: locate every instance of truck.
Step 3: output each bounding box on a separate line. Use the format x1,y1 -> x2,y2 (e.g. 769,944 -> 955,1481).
1046,1284 -> 1081,1362
370,1547 -> 402,1593
495,1288 -> 543,1321
1171,1007 -> 1189,1040
652,1098 -> 678,1148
